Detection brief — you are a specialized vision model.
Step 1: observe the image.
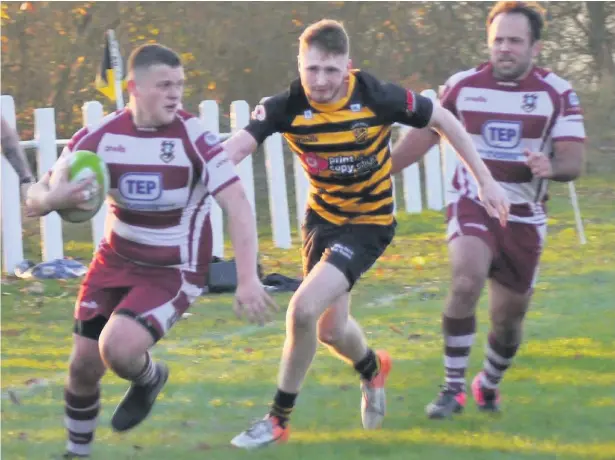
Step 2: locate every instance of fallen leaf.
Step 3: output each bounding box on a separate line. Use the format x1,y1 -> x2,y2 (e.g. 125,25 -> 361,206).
407,333 -> 422,340
339,384 -> 351,391
18,432 -> 28,441
196,442 -> 211,450
1,329 -> 23,337
133,445 -> 142,450
389,325 -> 404,335
244,347 -> 254,354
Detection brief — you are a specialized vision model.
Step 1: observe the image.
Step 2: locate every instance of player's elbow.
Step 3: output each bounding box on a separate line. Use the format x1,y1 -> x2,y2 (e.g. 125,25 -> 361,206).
223,130 -> 258,165
428,103 -> 455,132
222,143 -> 244,165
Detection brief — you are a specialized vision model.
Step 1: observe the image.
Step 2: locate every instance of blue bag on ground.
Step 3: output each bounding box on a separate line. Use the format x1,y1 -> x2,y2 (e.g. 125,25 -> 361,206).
14,258 -> 88,279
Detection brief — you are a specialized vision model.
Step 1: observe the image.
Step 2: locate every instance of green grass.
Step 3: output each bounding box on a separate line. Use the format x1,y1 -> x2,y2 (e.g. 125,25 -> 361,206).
2,176 -> 615,459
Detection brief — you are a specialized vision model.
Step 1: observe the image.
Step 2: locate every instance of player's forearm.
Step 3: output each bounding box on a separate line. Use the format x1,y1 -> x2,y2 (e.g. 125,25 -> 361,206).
432,106 -> 493,186
390,128 -> 439,175
226,198 -> 260,284
550,144 -> 585,182
1,132 -> 33,182
223,130 -> 258,166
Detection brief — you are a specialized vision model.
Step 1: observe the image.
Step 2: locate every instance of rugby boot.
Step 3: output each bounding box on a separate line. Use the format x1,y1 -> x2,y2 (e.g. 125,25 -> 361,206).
360,349 -> 392,429
471,371 -> 501,412
230,415 -> 290,449
110,362 -> 169,432
425,384 -> 467,419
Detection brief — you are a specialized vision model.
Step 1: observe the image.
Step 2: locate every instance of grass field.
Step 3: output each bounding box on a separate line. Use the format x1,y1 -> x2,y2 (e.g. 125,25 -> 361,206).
1,176 -> 614,459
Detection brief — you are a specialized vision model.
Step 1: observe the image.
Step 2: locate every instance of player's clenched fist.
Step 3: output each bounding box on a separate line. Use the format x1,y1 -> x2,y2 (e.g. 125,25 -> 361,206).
524,149 -> 553,179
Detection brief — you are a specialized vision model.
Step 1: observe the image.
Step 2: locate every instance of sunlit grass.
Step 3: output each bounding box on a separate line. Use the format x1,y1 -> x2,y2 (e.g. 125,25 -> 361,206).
2,177 -> 614,459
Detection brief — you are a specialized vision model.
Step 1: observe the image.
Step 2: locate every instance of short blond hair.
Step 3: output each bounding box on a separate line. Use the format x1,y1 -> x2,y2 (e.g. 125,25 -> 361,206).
299,19 -> 349,55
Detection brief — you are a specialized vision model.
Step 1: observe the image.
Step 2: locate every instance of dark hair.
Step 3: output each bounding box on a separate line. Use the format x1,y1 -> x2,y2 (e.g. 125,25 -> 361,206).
127,43 -> 181,74
299,19 -> 349,55
487,1 -> 545,42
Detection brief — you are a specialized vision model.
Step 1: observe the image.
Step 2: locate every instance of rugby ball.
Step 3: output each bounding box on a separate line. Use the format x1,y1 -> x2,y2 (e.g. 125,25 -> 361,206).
53,150 -> 109,223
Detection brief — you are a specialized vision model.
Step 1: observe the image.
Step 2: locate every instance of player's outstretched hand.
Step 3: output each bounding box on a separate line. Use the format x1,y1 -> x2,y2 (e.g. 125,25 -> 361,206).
478,177 -> 510,228
233,276 -> 279,326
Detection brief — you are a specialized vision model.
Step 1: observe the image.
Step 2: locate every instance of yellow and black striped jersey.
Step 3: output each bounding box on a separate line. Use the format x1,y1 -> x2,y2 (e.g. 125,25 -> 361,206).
244,70 -> 434,226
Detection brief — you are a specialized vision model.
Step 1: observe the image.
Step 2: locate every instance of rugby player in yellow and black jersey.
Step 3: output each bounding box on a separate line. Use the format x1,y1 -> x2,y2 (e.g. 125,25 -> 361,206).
223,19 -> 509,449
247,68 -> 433,227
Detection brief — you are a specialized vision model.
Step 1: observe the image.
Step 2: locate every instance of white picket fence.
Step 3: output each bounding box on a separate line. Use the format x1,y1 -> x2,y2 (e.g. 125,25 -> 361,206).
0,91 -> 458,274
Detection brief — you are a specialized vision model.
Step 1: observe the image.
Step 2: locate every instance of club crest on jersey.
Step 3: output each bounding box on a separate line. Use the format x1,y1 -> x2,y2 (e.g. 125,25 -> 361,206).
482,120 -> 522,149
521,94 -> 538,113
119,172 -> 163,201
160,140 -> 175,163
351,121 -> 370,144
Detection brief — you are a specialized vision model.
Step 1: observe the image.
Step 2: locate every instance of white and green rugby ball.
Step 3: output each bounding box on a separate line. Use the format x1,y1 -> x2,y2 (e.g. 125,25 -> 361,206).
54,150 -> 109,223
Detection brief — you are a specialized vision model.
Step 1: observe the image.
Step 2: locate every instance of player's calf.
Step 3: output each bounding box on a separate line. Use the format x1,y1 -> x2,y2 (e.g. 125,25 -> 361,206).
64,335 -> 106,458
98,315 -> 169,432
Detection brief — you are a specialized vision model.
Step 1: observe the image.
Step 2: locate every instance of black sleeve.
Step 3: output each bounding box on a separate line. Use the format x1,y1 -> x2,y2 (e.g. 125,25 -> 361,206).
379,82 -> 434,128
243,91 -> 290,145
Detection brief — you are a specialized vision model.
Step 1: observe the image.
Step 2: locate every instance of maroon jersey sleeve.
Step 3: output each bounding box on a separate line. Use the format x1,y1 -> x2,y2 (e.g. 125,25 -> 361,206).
181,114 -> 240,196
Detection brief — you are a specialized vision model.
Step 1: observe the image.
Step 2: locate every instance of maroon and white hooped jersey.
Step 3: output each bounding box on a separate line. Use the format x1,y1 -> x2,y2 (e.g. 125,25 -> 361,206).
441,62 -> 586,224
61,109 -> 238,271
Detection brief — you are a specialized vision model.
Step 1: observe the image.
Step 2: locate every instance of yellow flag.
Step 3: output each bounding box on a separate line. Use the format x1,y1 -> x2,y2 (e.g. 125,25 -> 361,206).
95,31 -> 127,102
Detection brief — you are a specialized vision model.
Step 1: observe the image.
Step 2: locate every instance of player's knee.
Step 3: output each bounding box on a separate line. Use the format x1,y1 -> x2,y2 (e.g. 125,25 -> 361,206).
451,272 -> 484,304
288,294 -> 319,329
99,314 -> 154,371
68,354 -> 105,388
98,339 -> 126,371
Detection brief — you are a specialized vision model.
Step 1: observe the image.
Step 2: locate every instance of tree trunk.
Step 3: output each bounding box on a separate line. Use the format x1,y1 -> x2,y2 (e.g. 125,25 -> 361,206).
585,2 -> 615,80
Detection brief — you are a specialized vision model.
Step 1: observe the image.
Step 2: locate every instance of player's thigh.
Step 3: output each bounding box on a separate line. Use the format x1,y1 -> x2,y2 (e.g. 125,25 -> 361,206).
110,267 -> 204,344
491,222 -> 546,297
289,261 -> 351,325
323,222 -> 396,290
74,251 -> 131,341
447,197 -> 495,288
